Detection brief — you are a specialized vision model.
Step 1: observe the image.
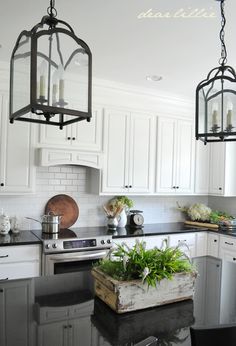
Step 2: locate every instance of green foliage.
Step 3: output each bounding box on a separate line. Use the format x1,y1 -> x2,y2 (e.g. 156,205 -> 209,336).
114,196 -> 134,209
95,240 -> 195,287
209,210 -> 234,224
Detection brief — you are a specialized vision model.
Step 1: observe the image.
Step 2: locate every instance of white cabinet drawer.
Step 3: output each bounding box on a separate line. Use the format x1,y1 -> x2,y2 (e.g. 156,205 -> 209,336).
168,233 -> 196,257
0,245 -> 40,263
0,261 -> 40,280
143,235 -> 168,250
220,235 -> 236,251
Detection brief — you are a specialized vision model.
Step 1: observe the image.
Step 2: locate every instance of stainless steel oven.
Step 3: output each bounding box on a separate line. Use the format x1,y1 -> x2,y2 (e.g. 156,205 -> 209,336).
43,248 -> 111,275
31,229 -> 113,276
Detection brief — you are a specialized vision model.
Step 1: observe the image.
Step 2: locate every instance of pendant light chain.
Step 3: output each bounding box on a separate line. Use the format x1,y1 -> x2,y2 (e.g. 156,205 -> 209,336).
219,0 -> 227,66
47,0 -> 57,18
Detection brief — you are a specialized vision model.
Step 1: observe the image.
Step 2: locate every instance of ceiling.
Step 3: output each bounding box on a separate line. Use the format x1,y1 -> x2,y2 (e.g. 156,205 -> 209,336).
1,0 -> 236,101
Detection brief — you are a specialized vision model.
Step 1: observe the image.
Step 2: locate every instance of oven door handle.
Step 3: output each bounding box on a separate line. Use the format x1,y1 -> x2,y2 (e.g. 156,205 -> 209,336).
51,251 -> 108,262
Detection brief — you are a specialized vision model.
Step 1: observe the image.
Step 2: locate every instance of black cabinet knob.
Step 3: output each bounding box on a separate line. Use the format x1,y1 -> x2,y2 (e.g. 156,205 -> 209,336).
0,183 -> 4,187
172,186 -> 176,189
219,187 -> 222,190
129,185 -> 132,188
67,137 -> 71,140
125,185 -> 128,188
176,186 -> 179,189
214,239 -> 217,242
233,258 -> 236,261
72,137 -> 76,140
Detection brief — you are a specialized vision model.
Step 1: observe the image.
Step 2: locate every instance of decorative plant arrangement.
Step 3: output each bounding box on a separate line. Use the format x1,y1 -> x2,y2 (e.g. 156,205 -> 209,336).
92,240 -> 196,313
103,196 -> 134,217
95,240 -> 194,287
177,202 -> 235,225
103,196 -> 134,228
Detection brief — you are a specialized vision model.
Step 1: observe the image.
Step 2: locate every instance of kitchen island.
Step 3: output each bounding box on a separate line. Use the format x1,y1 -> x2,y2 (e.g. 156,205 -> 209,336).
1,255 -> 236,346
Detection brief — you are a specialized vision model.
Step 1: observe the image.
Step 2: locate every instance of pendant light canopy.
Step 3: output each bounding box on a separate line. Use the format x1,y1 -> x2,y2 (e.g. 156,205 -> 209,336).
9,0 -> 92,129
196,0 -> 236,143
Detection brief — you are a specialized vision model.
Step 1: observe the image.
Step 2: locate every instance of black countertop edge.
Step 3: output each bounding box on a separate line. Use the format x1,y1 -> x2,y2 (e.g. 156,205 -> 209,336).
0,230 -> 42,246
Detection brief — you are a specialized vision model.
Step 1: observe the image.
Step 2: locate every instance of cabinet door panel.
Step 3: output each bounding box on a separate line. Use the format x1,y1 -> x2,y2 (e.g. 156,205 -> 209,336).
102,109 -> 129,193
38,321 -> 66,346
39,120 -> 71,146
156,117 -> 176,193
72,107 -> 103,152
129,113 -> 154,192
207,233 -> 219,258
0,94 -> 35,193
176,120 -> 194,194
195,140 -> 210,194
209,142 -> 225,195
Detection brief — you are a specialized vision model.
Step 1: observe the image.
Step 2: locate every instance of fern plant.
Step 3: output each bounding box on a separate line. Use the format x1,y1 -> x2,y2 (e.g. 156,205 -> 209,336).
95,239 -> 195,287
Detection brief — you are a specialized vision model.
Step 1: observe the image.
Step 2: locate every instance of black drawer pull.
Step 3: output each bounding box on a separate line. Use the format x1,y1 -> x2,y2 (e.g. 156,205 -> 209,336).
225,241 -> 234,246
0,289 -> 3,292
0,183 -> 4,187
214,239 -> 218,242
178,240 -> 187,242
233,258 -> 236,261
0,278 -> 8,281
72,137 -> 76,140
67,137 -> 71,140
0,255 -> 9,258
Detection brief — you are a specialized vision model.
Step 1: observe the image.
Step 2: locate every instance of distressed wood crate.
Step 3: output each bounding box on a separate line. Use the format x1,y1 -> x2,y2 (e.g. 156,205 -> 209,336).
91,267 -> 197,314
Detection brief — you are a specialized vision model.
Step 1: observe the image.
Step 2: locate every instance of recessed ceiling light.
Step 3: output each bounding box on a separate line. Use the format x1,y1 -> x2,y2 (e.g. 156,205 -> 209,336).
146,75 -> 163,82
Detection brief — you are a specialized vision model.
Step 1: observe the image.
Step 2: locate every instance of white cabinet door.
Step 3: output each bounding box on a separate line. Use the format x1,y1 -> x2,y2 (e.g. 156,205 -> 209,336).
209,142 -> 225,195
156,117 -> 176,193
156,117 -> 194,194
38,106 -> 103,152
219,235 -> 236,261
175,120 -> 194,194
194,139 -> 210,194
196,232 -> 207,257
102,108 -> 129,193
128,112 -> 155,193
144,235 -> 169,249
0,94 -> 35,194
102,108 -> 154,194
207,233 -> 219,258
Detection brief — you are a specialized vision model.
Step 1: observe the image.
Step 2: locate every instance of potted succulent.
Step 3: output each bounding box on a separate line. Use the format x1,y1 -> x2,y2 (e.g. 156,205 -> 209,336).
92,239 -> 196,313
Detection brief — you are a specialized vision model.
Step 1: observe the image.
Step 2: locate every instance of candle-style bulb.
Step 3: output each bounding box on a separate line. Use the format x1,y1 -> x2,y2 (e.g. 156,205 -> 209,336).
39,61 -> 47,98
52,70 -> 58,105
58,65 -> 65,102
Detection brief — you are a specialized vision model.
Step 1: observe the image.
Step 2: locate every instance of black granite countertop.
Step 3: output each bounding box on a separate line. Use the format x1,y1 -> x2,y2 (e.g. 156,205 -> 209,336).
1,256 -> 236,346
0,230 -> 41,246
1,222 -> 236,247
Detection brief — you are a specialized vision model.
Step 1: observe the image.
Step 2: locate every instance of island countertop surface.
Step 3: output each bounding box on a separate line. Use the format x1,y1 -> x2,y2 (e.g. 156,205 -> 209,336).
1,256 -> 236,346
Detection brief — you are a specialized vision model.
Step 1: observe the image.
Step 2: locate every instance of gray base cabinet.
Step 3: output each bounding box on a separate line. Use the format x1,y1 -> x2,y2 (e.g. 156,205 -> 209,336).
0,279 -> 34,346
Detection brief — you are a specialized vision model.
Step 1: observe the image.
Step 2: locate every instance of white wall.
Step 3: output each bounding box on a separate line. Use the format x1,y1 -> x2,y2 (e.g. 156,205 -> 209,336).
0,165 -> 208,231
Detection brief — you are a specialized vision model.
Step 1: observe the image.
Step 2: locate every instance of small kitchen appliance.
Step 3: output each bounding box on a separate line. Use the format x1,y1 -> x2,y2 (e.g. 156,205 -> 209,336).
127,210 -> 144,229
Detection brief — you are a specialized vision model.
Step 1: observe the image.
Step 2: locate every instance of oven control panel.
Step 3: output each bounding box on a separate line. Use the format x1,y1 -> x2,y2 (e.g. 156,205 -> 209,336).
43,236 -> 113,253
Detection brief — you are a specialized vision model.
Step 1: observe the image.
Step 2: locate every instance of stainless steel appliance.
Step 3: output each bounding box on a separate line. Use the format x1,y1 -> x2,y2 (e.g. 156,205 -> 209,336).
32,228 -> 112,276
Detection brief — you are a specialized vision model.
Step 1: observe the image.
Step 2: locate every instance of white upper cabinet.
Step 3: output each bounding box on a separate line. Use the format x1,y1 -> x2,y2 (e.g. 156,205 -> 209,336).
101,108 -> 155,194
156,117 -> 194,194
194,140 -> 210,195
0,93 -> 35,194
38,105 -> 103,152
208,142 -> 236,196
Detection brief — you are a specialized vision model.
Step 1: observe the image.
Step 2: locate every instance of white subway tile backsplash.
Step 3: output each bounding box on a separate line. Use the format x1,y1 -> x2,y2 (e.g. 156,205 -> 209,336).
0,165 -> 209,230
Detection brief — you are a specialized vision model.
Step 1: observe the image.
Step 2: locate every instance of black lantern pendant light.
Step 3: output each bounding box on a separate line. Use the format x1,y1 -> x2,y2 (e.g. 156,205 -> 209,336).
9,0 -> 92,129
196,0 -> 236,143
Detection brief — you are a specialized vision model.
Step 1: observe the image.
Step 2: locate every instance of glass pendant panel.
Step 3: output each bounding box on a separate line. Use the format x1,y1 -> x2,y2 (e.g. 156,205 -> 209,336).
36,31 -> 89,113
11,34 -> 31,114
